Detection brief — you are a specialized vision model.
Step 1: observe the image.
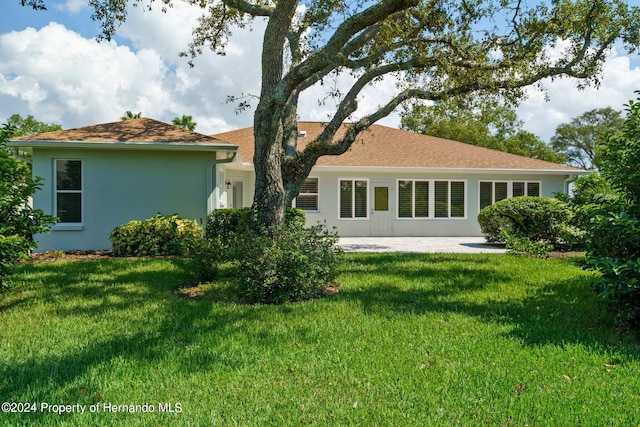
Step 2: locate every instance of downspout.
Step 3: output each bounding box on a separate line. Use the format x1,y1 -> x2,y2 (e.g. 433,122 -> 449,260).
208,151 -> 239,215
563,174 -> 578,196
11,148 -> 32,165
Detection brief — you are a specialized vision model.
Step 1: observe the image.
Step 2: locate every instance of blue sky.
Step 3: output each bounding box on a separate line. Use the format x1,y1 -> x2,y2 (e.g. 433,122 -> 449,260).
2,0 -> 640,139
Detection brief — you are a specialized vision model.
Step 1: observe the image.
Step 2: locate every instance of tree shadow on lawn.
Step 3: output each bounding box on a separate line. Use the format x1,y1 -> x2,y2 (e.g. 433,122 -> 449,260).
1,258 -> 292,418
338,253 -> 640,357
4,254 -> 639,421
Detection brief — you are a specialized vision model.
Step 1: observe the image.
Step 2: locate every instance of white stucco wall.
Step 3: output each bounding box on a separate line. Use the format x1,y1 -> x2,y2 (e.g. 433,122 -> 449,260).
32,148 -> 220,251
299,169 -> 572,237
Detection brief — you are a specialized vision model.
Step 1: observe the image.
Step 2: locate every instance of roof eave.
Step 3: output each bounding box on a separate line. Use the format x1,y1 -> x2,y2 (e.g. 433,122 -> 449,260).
310,165 -> 589,174
7,140 -> 238,152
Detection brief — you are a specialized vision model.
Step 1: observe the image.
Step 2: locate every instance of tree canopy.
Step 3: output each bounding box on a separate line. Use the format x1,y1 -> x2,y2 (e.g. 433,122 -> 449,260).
22,0 -> 640,227
172,115 -> 197,131
5,114 -> 61,136
550,107 -> 625,170
121,111 -> 142,121
400,98 -> 564,163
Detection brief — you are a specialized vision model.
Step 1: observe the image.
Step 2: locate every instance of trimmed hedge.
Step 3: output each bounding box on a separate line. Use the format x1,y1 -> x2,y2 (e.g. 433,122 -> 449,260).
477,196 -> 573,247
110,214 -> 203,257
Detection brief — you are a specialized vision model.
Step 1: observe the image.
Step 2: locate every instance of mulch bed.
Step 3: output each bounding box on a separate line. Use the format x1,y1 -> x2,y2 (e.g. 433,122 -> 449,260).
27,250 -> 114,263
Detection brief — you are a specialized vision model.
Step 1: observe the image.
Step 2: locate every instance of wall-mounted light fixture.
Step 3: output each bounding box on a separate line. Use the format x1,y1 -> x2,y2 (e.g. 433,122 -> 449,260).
225,179 -> 232,189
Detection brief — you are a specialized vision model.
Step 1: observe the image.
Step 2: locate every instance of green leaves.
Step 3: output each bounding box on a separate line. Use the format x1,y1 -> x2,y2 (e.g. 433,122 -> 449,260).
550,107 -> 625,170
109,213 -> 203,257
582,92 -> 640,328
477,196 -> 573,247
1,123 -> 57,287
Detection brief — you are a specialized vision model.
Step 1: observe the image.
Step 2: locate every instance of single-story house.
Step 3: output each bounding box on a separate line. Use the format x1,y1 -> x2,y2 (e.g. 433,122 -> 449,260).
8,118 -> 586,251
213,122 -> 587,238
8,118 -> 238,251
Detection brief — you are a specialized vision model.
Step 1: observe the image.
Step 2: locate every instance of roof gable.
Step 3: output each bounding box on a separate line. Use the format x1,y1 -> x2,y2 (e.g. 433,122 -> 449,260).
12,117 -> 230,145
213,122 -> 584,172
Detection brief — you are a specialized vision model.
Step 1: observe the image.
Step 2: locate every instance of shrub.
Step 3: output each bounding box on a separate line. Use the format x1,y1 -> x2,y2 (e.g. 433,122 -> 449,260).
502,232 -> 553,258
0,234 -> 32,289
1,123 -> 56,288
583,93 -> 640,328
236,222 -> 342,304
477,196 -> 572,247
585,213 -> 640,327
556,172 -> 622,247
205,207 -> 306,260
110,214 -> 203,257
186,236 -> 224,282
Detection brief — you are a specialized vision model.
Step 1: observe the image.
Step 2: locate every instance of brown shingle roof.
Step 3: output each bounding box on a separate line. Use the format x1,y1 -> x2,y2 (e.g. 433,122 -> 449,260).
13,117 -> 230,145
213,122 -> 583,172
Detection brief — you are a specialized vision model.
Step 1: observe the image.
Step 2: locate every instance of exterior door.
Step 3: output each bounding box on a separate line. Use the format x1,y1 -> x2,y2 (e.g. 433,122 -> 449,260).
231,181 -> 243,208
371,182 -> 392,236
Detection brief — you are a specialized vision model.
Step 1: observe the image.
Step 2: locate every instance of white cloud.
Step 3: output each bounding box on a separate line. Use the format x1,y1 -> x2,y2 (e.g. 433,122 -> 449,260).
54,0 -> 87,14
0,12 -> 264,134
1,4 -> 639,142
517,47 -> 640,141
0,23 -> 172,126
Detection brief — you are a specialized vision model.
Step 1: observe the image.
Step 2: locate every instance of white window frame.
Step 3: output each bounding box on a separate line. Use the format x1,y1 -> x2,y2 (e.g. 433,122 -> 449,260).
479,180 -> 542,211
395,179 -> 467,220
396,179 -> 430,219
294,177 -> 320,212
338,178 -> 369,220
54,159 -> 83,226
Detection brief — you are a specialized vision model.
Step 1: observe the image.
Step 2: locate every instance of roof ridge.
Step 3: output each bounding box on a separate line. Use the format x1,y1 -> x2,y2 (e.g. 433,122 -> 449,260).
11,117 -> 231,144
212,122 -> 584,172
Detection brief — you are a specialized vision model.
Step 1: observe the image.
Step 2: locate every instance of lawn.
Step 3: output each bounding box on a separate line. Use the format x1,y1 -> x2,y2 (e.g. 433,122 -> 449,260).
1,253 -> 639,426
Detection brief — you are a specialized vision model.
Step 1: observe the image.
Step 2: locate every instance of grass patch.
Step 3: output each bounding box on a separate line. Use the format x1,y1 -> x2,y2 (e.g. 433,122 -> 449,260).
1,254 -> 639,425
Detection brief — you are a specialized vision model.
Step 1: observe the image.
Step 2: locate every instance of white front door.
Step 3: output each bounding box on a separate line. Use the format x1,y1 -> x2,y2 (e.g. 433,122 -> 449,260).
371,182 -> 392,236
231,181 -> 244,208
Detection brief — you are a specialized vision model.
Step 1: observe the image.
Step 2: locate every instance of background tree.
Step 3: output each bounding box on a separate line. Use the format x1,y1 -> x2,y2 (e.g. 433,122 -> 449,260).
121,111 -> 142,120
5,114 -> 62,136
550,107 -> 625,170
172,115 -> 197,131
1,124 -> 57,288
401,98 -> 564,162
23,0 -> 640,229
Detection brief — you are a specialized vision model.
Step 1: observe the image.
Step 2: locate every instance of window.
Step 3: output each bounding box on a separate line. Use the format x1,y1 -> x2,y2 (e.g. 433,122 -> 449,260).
339,179 -> 368,219
479,181 -> 541,210
398,180 -> 429,218
374,186 -> 389,211
295,178 -> 319,211
450,181 -> 465,218
398,179 -> 465,219
435,180 -> 465,218
55,159 -> 82,223
480,181 -> 508,210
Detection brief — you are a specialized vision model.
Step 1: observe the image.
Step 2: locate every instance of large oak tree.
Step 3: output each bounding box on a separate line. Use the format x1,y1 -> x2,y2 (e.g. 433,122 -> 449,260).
22,0 -> 640,227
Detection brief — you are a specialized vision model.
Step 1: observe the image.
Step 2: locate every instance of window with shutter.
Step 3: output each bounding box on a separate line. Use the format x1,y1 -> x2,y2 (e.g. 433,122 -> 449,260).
339,179 -> 368,219
295,178 -> 319,211
479,180 -> 542,210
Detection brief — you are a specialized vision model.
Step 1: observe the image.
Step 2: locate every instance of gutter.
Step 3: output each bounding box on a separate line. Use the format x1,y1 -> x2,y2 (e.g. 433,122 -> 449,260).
215,151 -> 238,164
11,148 -> 32,165
6,140 -> 238,152
564,173 -> 579,195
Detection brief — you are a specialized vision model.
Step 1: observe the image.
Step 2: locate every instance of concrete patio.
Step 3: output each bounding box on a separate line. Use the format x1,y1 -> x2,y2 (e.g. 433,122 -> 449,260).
338,237 -> 506,253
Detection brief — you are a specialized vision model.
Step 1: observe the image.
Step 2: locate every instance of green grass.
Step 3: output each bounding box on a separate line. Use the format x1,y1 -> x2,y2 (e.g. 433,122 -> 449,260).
1,254 -> 639,426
